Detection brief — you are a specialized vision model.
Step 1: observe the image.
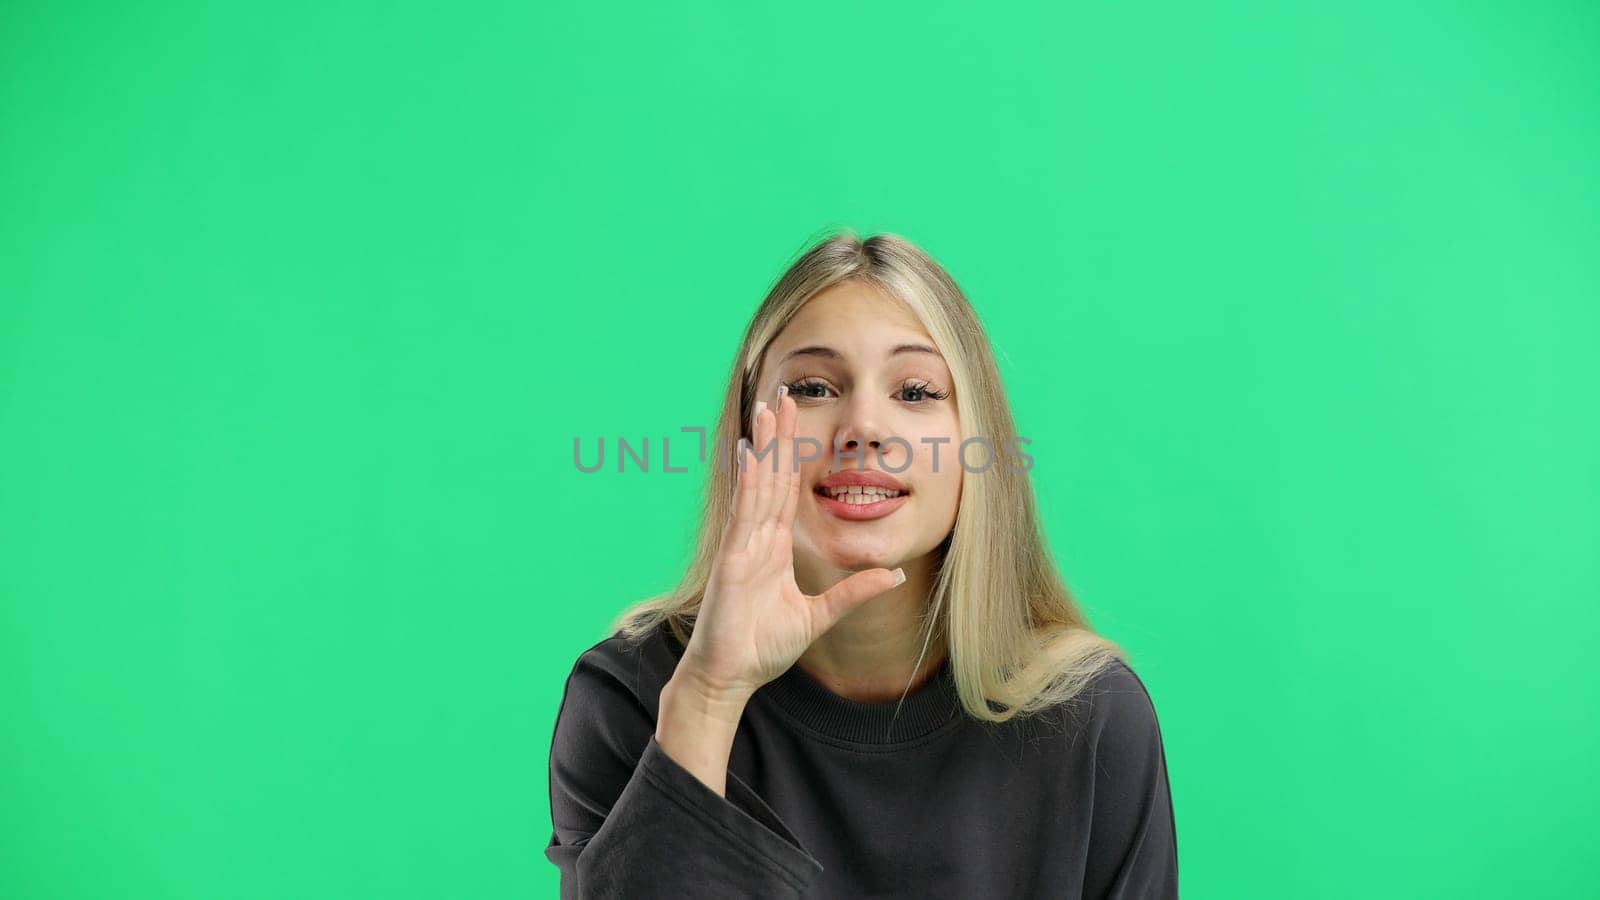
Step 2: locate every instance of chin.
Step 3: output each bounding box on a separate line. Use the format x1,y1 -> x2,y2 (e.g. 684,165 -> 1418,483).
818,543 -> 902,572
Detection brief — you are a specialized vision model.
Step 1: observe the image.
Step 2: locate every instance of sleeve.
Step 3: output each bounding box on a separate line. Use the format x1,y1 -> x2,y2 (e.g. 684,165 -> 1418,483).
544,645 -> 825,899
1081,660 -> 1180,899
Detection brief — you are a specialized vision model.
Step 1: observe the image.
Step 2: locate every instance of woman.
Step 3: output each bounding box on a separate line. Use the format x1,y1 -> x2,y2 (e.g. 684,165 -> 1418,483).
545,230 -> 1178,899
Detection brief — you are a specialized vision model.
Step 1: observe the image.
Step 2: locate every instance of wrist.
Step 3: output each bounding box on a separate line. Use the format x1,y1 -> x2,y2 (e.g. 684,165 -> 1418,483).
663,666 -> 754,725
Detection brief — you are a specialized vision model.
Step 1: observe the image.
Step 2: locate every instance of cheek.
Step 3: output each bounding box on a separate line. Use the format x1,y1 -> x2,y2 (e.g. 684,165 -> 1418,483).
929,466 -> 963,506
902,425 -> 963,476
790,418 -> 832,457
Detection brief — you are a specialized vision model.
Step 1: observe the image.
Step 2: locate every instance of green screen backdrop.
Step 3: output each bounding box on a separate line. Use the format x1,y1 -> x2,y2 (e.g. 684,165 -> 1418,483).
3,1 -> 1597,898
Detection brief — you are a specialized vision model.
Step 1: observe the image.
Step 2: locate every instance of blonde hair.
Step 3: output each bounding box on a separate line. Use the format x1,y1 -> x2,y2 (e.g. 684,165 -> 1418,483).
610,227 -> 1126,723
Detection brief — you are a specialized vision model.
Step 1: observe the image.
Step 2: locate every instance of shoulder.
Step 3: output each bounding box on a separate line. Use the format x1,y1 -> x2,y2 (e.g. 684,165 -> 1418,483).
564,632 -> 637,688
1075,659 -> 1180,896
553,619 -> 685,727
1078,657 -> 1167,758
545,623 -> 689,845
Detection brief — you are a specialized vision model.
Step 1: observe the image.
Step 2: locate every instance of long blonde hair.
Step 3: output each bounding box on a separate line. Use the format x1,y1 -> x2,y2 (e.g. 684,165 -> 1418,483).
610,227 -> 1126,723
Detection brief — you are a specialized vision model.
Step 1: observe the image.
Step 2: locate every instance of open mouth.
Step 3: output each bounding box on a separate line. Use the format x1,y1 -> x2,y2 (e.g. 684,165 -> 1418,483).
811,482 -> 911,521
813,484 -> 908,505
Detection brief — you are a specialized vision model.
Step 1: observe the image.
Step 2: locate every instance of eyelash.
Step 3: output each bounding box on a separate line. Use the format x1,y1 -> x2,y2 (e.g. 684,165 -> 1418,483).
783,378 -> 951,404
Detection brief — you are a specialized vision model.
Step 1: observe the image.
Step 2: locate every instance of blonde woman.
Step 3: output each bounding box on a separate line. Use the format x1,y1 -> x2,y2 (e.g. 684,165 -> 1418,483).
545,230 -> 1178,899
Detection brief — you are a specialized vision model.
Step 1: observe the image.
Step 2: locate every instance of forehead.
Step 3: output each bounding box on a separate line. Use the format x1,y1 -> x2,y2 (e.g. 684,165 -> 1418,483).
775,281 -> 932,349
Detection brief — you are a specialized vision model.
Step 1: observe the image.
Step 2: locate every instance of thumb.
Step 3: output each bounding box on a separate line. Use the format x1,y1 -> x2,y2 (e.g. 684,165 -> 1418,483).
813,567 -> 906,632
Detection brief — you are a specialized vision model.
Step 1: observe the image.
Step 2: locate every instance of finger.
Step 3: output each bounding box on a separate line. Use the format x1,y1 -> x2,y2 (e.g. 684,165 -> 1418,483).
748,397 -> 765,446
752,393 -> 779,522
762,383 -> 791,522
776,389 -> 802,527
813,567 -> 905,632
726,438 -> 760,553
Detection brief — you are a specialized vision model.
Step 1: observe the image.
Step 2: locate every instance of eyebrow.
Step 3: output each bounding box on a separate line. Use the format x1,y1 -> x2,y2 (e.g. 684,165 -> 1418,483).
778,343 -> 943,364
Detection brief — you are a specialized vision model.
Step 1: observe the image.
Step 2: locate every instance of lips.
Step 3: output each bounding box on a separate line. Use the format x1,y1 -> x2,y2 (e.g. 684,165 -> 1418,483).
813,469 -> 911,520
816,469 -> 908,493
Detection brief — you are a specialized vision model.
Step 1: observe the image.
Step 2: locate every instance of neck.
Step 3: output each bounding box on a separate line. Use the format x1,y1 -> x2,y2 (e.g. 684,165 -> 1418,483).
791,550 -> 948,703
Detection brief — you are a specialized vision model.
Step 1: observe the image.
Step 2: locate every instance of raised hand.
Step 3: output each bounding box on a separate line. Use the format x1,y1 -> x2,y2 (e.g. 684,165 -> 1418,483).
676,380 -> 906,701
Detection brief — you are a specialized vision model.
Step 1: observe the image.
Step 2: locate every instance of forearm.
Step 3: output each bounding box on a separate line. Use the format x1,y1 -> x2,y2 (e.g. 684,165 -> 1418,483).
655,669 -> 752,798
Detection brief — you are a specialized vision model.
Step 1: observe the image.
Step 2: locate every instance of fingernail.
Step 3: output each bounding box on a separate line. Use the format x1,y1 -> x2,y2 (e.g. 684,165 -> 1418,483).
754,400 -> 767,418
891,567 -> 905,587
777,383 -> 788,401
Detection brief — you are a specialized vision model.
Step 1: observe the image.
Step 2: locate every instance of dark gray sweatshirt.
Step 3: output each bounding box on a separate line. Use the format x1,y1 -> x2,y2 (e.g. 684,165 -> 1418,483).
545,621 -> 1178,899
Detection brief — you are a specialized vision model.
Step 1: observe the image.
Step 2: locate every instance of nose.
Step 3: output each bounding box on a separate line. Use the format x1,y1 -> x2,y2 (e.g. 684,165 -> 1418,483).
834,396 -> 903,467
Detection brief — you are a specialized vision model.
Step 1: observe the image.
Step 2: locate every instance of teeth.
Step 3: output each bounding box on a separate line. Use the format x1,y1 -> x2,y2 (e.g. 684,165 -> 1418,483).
822,485 -> 903,504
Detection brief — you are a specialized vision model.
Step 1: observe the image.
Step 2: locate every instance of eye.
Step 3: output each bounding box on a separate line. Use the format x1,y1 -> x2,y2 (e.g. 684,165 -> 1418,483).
783,378 -> 835,400
898,379 -> 950,403
781,377 -> 950,404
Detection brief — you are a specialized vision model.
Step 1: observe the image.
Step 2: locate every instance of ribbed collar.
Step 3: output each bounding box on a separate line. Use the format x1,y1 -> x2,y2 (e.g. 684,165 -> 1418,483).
756,653 -> 962,745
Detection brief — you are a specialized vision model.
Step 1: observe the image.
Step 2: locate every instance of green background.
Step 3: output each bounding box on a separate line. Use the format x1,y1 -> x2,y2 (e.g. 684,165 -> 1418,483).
3,1 -> 1596,897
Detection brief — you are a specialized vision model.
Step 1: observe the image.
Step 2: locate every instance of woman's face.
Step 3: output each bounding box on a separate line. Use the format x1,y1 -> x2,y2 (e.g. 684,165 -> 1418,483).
752,280 -> 963,583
